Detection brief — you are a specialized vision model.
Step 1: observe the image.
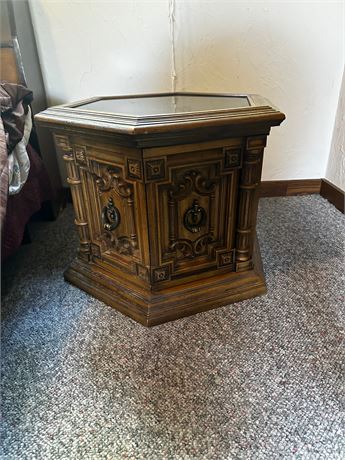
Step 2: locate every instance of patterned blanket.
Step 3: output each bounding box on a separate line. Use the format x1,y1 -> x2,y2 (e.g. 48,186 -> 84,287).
0,82 -> 33,228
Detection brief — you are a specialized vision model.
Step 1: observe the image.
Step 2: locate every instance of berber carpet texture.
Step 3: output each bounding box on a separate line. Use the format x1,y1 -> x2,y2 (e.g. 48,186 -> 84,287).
1,195 -> 345,459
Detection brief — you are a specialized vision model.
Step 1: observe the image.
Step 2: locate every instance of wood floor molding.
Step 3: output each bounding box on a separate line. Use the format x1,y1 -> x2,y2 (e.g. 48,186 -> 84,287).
320,178 -> 345,213
259,179 -> 321,197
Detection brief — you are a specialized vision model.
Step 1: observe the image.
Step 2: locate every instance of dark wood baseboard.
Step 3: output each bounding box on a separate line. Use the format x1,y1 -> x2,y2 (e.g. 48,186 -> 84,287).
259,179 -> 321,197
320,178 -> 345,213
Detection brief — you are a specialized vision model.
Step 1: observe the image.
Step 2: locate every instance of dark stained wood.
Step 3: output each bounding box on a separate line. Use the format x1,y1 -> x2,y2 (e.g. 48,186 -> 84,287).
63,177 -> 327,202
64,235 -> 267,327
259,179 -> 321,197
320,179 -> 345,213
35,92 -> 285,326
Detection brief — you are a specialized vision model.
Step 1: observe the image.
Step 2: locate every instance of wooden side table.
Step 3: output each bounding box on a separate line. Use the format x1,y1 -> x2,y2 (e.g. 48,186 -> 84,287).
36,92 -> 285,326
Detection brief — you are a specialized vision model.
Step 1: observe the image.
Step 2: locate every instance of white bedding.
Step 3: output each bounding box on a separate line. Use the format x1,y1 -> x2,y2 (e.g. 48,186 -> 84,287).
8,106 -> 31,195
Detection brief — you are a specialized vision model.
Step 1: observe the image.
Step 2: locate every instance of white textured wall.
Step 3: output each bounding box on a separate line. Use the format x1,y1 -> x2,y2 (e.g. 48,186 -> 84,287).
29,0 -> 172,105
29,0 -> 172,184
30,0 -> 344,182
173,1 -> 344,181
326,69 -> 345,192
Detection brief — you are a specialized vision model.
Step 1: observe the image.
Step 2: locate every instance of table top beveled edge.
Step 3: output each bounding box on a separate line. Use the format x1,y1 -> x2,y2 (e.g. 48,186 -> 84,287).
35,91 -> 285,135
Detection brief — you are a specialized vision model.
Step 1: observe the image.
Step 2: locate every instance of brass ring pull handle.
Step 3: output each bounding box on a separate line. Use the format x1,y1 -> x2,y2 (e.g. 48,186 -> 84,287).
183,199 -> 206,233
102,197 -> 120,231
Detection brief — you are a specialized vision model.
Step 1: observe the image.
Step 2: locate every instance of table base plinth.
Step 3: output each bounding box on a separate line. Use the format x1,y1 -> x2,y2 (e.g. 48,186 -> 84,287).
64,237 -> 266,327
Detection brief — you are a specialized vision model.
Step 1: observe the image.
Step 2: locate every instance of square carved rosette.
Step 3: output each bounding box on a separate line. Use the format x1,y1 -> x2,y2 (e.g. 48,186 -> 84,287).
38,92 -> 285,325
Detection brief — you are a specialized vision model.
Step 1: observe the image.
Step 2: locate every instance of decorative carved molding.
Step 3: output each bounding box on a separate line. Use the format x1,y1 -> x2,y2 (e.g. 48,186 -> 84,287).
136,264 -> 150,282
152,266 -> 170,282
54,134 -> 72,153
223,147 -> 242,169
74,145 -> 87,165
114,236 -> 136,255
127,158 -> 142,180
95,166 -> 133,197
218,251 -> 235,267
246,135 -> 267,149
246,149 -> 263,163
169,169 -> 217,200
170,233 -> 213,259
101,230 -> 136,256
145,159 -> 166,181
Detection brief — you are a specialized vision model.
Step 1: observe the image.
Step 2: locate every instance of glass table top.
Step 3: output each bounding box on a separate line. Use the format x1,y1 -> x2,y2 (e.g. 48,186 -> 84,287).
76,94 -> 250,116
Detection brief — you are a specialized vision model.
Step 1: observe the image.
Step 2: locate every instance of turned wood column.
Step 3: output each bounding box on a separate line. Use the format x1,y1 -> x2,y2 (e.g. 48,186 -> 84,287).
235,136 -> 266,272
54,135 -> 91,261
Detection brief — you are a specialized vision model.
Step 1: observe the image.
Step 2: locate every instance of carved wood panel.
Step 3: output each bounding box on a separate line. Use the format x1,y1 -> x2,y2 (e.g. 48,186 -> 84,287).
93,163 -> 138,255
82,158 -> 150,278
163,165 -> 237,276
54,133 -> 148,277
145,141 -> 242,284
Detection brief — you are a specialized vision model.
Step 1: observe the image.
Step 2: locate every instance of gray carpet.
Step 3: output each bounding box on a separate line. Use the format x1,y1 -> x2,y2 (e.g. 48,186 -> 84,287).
1,195 -> 345,460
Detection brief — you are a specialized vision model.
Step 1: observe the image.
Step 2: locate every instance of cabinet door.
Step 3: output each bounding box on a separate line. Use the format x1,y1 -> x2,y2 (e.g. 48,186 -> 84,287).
144,138 -> 243,288
54,133 -> 150,283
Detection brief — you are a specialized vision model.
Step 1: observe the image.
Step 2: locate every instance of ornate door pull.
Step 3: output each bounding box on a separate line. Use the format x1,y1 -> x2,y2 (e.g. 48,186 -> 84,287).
183,199 -> 206,233
102,197 -> 120,231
